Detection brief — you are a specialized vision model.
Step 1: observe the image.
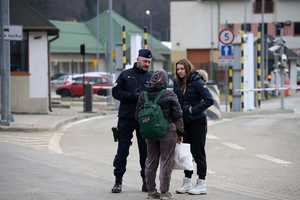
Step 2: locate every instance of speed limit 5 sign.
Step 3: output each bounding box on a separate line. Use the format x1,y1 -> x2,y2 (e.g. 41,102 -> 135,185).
219,29 -> 234,45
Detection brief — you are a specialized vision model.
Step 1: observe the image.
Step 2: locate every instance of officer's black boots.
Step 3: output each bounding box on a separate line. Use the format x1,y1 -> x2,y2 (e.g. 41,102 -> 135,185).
112,177 -> 148,193
142,178 -> 148,192
111,178 -> 122,193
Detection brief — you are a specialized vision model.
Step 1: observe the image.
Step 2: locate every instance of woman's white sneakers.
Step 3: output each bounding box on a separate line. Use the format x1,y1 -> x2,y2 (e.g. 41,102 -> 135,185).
188,179 -> 207,195
176,178 -> 207,195
176,177 -> 193,194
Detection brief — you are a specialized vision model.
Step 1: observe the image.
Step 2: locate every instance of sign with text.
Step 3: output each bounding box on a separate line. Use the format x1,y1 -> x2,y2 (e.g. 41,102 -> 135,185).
3,25 -> 23,41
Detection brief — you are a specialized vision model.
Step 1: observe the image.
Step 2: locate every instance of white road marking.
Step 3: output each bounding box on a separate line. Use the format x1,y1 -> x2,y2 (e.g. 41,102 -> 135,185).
208,118 -> 232,127
256,154 -> 291,166
0,133 -> 52,150
222,142 -> 246,150
207,134 -> 220,140
48,132 -> 64,154
49,115 -> 106,154
61,115 -> 106,131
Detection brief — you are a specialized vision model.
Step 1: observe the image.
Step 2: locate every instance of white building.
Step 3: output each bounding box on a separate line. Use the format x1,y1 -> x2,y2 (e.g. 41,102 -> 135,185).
170,0 -> 300,73
9,0 -> 59,113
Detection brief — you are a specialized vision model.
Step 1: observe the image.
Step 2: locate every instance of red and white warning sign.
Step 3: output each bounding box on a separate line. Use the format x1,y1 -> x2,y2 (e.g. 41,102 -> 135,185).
219,29 -> 234,45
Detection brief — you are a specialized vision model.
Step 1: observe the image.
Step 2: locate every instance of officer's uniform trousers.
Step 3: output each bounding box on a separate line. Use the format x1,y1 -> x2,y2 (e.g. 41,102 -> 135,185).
113,117 -> 147,180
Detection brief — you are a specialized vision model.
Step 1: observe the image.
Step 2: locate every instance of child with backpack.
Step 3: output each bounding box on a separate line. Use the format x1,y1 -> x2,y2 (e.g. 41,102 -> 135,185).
136,70 -> 184,200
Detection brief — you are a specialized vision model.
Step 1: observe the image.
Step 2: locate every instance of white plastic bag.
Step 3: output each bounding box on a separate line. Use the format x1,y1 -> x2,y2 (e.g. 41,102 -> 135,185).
173,143 -> 193,170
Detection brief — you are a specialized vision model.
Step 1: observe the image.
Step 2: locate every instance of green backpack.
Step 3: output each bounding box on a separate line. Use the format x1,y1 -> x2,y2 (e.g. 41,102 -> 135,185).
138,89 -> 169,139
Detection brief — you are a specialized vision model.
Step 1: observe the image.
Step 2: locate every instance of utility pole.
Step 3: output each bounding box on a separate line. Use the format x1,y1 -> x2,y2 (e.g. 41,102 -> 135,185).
0,1 -> 3,81
217,0 -> 220,40
279,26 -> 285,110
261,0 -> 266,85
96,0 -> 100,71
209,2 -> 214,81
145,10 -> 152,47
215,0 -> 221,82
107,0 -> 113,75
107,0 -> 113,104
243,0 -> 247,25
0,0 -> 12,125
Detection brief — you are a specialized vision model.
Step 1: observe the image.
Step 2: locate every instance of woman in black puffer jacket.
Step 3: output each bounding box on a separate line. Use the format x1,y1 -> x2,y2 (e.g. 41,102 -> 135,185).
174,58 -> 214,195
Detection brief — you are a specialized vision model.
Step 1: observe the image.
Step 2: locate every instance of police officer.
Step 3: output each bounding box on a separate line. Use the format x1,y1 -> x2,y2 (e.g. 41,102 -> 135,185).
111,49 -> 152,193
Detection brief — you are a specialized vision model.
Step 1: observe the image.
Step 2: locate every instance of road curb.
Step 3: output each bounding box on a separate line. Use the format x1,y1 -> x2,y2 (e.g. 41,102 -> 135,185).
0,112 -> 106,133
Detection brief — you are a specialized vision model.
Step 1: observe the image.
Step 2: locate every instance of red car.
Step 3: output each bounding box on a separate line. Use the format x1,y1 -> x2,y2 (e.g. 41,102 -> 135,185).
56,75 -> 112,97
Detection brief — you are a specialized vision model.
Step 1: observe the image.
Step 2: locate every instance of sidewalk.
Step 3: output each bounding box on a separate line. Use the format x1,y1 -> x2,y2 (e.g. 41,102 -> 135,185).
0,102 -> 117,132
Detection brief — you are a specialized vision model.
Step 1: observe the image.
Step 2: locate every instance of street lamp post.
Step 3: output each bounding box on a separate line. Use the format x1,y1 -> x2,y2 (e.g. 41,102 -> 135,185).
0,0 -> 12,125
107,0 -> 113,104
96,0 -> 100,71
279,24 -> 286,110
145,9 -> 152,46
270,23 -> 287,110
261,0 -> 266,84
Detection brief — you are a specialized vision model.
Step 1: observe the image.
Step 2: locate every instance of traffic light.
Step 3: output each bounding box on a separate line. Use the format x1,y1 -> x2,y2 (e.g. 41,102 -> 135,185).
80,44 -> 85,55
280,54 -> 288,68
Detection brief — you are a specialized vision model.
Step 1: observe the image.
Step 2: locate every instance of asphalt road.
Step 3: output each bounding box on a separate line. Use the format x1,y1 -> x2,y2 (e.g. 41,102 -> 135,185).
1,95 -> 300,200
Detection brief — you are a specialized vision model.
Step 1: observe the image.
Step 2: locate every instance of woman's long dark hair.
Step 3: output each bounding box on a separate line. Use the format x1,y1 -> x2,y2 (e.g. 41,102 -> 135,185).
175,58 -> 193,93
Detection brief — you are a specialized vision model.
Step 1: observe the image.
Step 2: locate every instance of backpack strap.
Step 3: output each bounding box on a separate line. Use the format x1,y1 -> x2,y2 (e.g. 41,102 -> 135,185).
143,91 -> 149,103
154,89 -> 166,104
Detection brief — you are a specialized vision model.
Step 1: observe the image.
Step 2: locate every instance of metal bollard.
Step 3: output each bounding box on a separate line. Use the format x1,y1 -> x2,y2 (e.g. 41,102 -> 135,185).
84,84 -> 93,112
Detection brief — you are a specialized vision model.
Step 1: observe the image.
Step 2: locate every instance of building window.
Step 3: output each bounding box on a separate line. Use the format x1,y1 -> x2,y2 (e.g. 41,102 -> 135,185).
241,23 -> 251,32
254,0 -> 274,14
275,23 -> 284,36
258,23 -> 268,35
294,22 -> 300,35
226,23 -> 234,31
10,32 -> 28,72
61,62 -> 70,74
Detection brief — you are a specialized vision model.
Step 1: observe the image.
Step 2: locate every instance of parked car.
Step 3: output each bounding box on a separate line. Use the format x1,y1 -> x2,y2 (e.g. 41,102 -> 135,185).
56,74 -> 112,97
51,74 -> 74,90
51,73 -> 67,80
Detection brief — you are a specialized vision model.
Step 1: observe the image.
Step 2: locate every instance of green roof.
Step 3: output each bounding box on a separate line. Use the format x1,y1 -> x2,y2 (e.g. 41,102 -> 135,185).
50,10 -> 170,56
86,10 -> 170,55
50,20 -> 104,53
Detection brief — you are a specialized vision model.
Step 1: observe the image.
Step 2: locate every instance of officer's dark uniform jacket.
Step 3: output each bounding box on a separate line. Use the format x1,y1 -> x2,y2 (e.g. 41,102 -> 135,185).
112,63 -> 151,119
174,71 -> 214,123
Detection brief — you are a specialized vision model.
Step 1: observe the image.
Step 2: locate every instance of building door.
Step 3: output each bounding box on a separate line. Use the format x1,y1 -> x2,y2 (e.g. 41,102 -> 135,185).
187,49 -> 210,74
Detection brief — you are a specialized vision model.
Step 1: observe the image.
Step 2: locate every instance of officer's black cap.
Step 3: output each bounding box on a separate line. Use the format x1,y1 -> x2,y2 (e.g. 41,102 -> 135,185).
138,49 -> 152,59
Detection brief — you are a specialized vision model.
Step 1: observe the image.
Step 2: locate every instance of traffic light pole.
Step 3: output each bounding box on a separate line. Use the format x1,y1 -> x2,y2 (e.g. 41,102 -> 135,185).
0,0 -> 12,125
107,0 -> 113,105
0,1 -> 3,84
96,0 -> 100,71
279,28 -> 285,110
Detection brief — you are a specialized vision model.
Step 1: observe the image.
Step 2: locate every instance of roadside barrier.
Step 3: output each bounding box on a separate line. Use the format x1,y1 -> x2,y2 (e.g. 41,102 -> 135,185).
284,79 -> 291,96
144,27 -> 148,49
228,66 -> 233,111
235,86 -> 300,92
240,30 -> 245,110
207,83 -> 222,120
121,25 -> 127,69
256,31 -> 262,107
